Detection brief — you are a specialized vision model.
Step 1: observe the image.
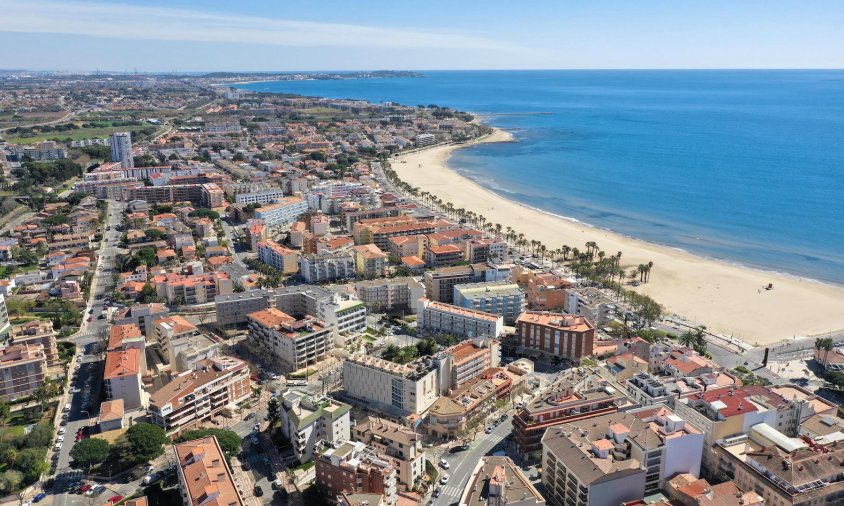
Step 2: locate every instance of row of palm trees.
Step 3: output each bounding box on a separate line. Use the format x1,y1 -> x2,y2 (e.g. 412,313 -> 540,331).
381,162 -> 657,292
815,337 -> 835,366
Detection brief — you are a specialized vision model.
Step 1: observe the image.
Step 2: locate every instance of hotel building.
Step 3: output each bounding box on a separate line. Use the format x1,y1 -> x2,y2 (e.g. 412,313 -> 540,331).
516,311 -> 595,361
343,355 -> 440,417
453,281 -> 526,324
257,240 -> 299,274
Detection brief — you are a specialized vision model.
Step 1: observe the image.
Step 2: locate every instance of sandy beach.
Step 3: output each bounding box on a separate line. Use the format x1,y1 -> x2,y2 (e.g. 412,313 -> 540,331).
393,130 -> 844,346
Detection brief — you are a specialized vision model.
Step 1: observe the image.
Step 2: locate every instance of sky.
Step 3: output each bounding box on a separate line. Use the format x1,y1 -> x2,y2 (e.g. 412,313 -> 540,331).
2,0 -> 843,72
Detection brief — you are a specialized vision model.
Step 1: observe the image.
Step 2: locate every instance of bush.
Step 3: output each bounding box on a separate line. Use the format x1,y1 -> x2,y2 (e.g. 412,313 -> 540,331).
174,429 -> 240,457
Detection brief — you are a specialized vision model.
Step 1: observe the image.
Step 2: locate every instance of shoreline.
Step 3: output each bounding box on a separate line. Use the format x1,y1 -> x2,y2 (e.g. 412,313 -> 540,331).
393,128 -> 844,346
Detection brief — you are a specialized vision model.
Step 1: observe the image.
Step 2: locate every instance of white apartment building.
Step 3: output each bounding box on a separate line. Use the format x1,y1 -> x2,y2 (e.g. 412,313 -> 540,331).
148,356 -> 251,432
343,355 -> 440,416
104,348 -> 143,410
254,196 -> 308,227
109,131 -> 134,169
234,188 -> 286,205
299,252 -> 355,284
280,391 -> 351,463
354,277 -> 426,313
320,297 -> 367,347
416,298 -> 504,338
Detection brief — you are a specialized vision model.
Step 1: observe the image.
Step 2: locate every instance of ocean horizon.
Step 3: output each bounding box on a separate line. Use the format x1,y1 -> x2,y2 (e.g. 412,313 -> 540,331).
237,70 -> 844,285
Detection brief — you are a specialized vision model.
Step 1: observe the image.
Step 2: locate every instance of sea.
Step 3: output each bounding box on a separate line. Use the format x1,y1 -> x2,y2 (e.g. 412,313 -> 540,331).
236,70 -> 844,285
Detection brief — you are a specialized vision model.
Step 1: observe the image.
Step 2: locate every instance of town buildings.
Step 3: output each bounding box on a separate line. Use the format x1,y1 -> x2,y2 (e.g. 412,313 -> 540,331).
148,356 -> 251,432
0,343 -> 47,402
280,392 -> 352,464
257,240 -> 299,274
352,244 -> 389,279
343,355 -> 440,417
453,281 -> 526,324
353,277 -> 425,313
174,436 -> 244,506
253,196 -> 308,227
458,456 -> 545,506
104,348 -> 143,410
247,307 -> 331,373
8,320 -> 60,367
353,416 -> 425,492
299,252 -> 356,284
515,311 -> 596,362
437,337 -> 501,391
417,298 -> 504,339
316,441 -> 398,506
110,131 -> 134,169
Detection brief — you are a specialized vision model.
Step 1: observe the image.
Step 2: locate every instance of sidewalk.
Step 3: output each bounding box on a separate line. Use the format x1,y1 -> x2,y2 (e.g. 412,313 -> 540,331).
229,457 -> 261,506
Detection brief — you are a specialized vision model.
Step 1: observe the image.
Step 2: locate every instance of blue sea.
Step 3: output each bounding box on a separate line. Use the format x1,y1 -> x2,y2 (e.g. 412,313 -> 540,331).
237,70 -> 844,284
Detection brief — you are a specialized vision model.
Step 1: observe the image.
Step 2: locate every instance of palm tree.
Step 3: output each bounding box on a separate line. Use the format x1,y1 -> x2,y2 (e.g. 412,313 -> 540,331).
616,270 -> 626,299
646,261 -> 654,282
815,337 -> 834,367
679,330 -> 696,348
693,325 -> 708,351
561,245 -> 571,261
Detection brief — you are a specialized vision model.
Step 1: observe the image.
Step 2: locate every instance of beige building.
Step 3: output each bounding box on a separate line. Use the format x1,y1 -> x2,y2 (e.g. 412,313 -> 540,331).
316,441 -> 398,506
148,356 -> 251,432
417,298 -> 504,338
247,307 -> 331,373
9,320 -> 60,368
437,337 -> 501,391
174,436 -> 244,506
0,343 -> 47,402
104,348 -> 143,410
353,277 -> 425,313
352,244 -> 389,279
280,391 -> 352,464
342,355 -> 439,417
354,416 -> 425,492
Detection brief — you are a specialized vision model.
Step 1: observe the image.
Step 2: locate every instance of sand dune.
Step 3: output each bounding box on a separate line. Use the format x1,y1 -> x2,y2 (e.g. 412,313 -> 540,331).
393,130 -> 844,346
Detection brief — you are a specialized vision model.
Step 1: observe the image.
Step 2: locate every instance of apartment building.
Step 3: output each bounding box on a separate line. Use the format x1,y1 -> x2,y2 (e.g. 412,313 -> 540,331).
354,216 -> 436,250
437,337 -> 501,391
624,371 -> 739,408
417,298 -> 504,339
253,196 -> 308,227
673,385 -> 805,477
343,355 -> 440,417
352,244 -> 389,279
526,272 -> 572,311
316,441 -> 398,506
234,188 -> 286,205
280,391 -> 352,463
104,348 -> 143,410
9,320 -> 59,367
110,132 -> 133,169
152,315 -> 198,358
714,422 -> 844,506
426,370 -> 513,439
113,302 -> 169,338
148,356 -> 251,432
453,281 -> 526,324
513,369 -> 629,458
0,295 -> 9,336
354,416 -> 425,492
425,244 -> 464,267
299,252 -> 356,284
153,272 -> 233,305
353,277 -> 425,313
0,343 -> 47,402
214,285 -> 333,326
174,436 -> 244,506
247,307 -> 331,373
516,311 -> 595,361
424,264 -> 479,303
564,287 -> 617,327
459,456 -> 545,506
108,323 -> 147,374
257,240 -> 299,274
321,298 -> 367,347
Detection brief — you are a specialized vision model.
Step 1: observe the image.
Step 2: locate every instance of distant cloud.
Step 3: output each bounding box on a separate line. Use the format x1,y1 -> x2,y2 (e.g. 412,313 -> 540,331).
2,0 -> 508,50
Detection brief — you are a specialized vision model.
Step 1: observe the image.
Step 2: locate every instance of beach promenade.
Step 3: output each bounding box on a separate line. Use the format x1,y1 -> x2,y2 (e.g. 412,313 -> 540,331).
392,130 -> 844,347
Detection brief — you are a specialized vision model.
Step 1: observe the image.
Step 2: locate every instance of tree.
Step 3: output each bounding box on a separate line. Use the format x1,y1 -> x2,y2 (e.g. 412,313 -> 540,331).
267,397 -> 280,427
123,423 -> 168,464
175,429 -> 240,457
0,470 -> 23,494
16,448 -> 48,482
0,402 -> 9,425
144,228 -> 167,241
70,438 -> 111,471
679,330 -> 696,348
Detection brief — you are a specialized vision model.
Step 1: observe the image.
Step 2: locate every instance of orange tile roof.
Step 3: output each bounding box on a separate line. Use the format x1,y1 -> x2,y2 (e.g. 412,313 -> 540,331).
99,399 -> 124,422
174,436 -> 243,506
104,348 -> 141,379
108,323 -> 143,351
401,255 -> 425,267
247,307 -> 294,329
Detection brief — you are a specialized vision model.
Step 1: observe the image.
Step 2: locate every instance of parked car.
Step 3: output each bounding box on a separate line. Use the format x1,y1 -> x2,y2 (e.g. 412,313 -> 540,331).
433,488 -> 441,498
92,485 -> 107,496
142,473 -> 161,485
439,458 -> 449,469
107,495 -> 123,504
485,426 -> 494,434
33,493 -> 47,503
440,474 -> 450,484
254,485 -> 263,497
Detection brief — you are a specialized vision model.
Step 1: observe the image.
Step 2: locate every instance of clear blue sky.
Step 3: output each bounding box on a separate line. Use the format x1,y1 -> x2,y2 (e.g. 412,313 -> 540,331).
2,0 -> 843,72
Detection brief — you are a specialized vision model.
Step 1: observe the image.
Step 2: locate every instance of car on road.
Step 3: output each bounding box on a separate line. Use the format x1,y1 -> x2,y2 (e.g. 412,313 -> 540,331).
485,426 -> 494,434
33,493 -> 47,503
92,485 -> 107,496
432,488 -> 441,498
142,473 -> 161,485
253,423 -> 260,432
254,485 -> 263,497
108,495 -> 123,504
450,444 -> 470,453
242,461 -> 250,471
439,458 -> 449,469
440,474 -> 450,484
54,442 -> 62,451
80,484 -> 93,493
58,427 -> 66,435
245,412 -> 255,420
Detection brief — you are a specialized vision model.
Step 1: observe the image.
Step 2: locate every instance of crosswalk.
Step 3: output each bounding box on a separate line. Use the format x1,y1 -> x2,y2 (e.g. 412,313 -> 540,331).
436,484 -> 464,500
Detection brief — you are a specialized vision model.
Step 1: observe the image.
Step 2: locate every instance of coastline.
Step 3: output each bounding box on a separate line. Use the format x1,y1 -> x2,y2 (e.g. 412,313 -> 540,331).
393,128 -> 844,346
